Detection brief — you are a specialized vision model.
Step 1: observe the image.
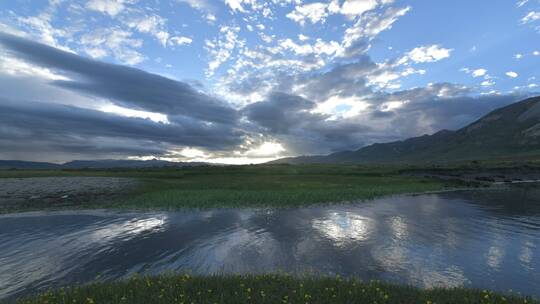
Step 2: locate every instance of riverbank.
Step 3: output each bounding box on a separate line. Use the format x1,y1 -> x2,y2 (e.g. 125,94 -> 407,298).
0,177 -> 138,213
13,274 -> 538,304
0,165 -> 468,213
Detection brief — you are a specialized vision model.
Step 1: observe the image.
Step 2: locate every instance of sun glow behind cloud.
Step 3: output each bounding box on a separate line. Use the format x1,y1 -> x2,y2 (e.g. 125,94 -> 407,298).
137,142 -> 287,164
99,104 -> 170,124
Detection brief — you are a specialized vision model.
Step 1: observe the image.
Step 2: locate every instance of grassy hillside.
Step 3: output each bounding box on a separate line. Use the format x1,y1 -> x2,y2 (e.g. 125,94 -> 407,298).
275,96 -> 540,164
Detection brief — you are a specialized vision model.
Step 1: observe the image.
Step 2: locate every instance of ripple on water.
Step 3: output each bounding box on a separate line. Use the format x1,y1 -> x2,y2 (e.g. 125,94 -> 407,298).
0,188 -> 539,300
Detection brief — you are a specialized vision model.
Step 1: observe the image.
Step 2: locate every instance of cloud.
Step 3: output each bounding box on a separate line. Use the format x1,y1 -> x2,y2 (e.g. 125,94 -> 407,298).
285,0 -> 382,24
0,98 -> 244,161
292,56 -> 376,102
400,45 -> 453,64
243,92 -> 373,154
16,5 -> 70,50
472,69 -> 488,78
286,3 -> 329,25
522,11 -> 540,23
380,87 -> 522,136
0,32 -> 238,124
278,38 -> 342,56
285,0 -> 399,29
214,3 -> 412,106
124,14 -> 170,46
481,80 -> 495,86
205,26 -> 242,76
242,85 -> 524,155
169,36 -> 193,45
517,0 -> 529,7
80,28 -> 145,65
339,0 -> 378,18
86,0 -> 131,17
1,1 -> 534,163
177,0 -> 213,11
244,92 -> 317,134
119,12 -> 192,48
176,0 -> 217,21
506,71 -> 519,78
225,0 -> 248,12
341,6 -> 410,58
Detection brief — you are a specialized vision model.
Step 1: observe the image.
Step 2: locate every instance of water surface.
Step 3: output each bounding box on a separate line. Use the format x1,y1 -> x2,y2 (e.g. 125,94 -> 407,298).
1,187 -> 539,300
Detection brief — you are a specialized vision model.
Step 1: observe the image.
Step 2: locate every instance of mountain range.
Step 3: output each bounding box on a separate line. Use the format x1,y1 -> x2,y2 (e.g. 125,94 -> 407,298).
272,96 -> 540,164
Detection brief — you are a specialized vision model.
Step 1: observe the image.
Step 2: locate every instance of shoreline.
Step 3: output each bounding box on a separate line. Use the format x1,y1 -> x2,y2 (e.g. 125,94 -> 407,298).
0,185 -> 468,216
9,274 -> 539,304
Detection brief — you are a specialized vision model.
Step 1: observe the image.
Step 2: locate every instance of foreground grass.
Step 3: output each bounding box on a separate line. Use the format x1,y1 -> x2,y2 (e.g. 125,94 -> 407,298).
15,274 -> 537,304
0,165 -> 469,212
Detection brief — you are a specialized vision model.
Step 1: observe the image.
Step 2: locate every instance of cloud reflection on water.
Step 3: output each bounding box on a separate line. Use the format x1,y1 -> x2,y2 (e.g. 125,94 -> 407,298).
1,189 -> 540,300
312,212 -> 374,246
90,215 -> 167,242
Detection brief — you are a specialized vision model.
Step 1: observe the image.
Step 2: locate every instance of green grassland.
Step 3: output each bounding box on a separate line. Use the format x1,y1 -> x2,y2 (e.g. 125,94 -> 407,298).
14,274 -> 537,304
0,164 -> 472,212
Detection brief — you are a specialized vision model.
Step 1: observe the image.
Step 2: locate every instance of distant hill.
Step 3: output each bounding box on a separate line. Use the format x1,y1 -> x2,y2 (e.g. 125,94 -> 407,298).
0,159 -> 208,170
273,96 -> 540,164
62,159 -> 208,169
0,160 -> 63,170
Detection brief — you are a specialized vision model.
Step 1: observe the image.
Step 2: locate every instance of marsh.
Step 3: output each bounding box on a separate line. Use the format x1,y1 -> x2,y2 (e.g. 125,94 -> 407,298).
1,186 -> 539,301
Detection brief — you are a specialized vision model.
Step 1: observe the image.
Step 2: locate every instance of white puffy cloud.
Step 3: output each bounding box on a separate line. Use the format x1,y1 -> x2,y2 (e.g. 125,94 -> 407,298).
86,0 -> 131,17
225,0 -> 247,12
278,38 -> 342,56
298,34 -> 309,41
177,0 -> 218,22
506,71 -> 519,78
205,26 -> 242,76
367,70 -> 401,89
17,11 -> 69,50
80,28 -> 145,65
481,80 -> 495,86
177,0 -> 213,11
472,69 -> 487,78
224,0 -> 265,13
170,36 -> 193,45
286,2 -> 329,25
400,45 -> 453,64
340,0 -> 378,18
259,33 -> 273,43
522,11 -> 540,23
124,15 -> 170,46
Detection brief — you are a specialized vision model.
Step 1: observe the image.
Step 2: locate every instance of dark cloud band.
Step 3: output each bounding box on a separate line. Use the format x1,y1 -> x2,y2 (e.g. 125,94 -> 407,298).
0,32 -> 238,125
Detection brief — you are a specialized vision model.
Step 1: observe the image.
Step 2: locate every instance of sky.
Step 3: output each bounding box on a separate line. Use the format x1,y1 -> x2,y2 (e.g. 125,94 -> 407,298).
0,0 -> 539,164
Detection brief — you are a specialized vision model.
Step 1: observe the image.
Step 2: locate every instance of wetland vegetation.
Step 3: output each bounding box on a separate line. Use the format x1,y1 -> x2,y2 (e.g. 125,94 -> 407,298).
0,164 -> 467,213
13,274 -> 538,304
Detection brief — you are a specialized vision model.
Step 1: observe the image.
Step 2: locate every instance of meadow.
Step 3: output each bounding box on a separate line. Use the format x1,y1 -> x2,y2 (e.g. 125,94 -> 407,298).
14,274 -> 537,304
0,164 -> 472,212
